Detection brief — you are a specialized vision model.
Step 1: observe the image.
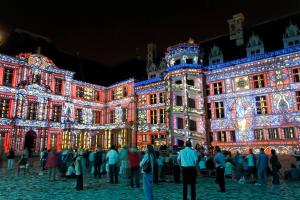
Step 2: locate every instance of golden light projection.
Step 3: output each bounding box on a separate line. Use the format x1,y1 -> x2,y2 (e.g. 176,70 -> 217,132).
234,76 -> 249,91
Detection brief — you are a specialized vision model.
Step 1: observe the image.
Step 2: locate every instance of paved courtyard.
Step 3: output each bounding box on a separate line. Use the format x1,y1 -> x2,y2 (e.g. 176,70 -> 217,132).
0,163 -> 299,200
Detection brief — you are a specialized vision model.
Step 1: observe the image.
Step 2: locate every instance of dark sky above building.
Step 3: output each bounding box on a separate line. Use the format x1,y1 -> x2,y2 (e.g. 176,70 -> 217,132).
1,1 -> 300,74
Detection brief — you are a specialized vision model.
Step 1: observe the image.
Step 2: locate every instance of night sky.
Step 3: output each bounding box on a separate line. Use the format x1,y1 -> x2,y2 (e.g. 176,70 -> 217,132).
1,0 -> 300,84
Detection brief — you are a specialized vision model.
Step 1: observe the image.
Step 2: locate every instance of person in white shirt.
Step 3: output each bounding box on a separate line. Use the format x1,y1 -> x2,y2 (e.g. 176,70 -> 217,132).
177,140 -> 198,200
106,145 -> 119,184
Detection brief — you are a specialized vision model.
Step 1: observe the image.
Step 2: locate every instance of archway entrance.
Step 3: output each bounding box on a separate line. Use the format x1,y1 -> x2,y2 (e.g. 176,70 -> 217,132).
24,130 -> 37,156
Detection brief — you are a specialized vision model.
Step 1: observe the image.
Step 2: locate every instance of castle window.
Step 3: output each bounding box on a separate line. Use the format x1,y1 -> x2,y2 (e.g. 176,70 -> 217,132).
213,82 -> 223,95
206,84 -> 211,96
3,68 -> 13,86
255,96 -> 268,114
75,108 -> 83,123
93,90 -> 100,101
110,110 -> 115,123
254,129 -> 264,140
159,93 -> 165,103
188,98 -> 196,108
150,94 -> 157,104
123,87 -> 128,97
283,127 -> 295,139
217,131 -> 226,142
150,110 -> 157,124
268,128 -> 279,140
176,96 -> 183,106
189,120 -> 197,131
0,99 -> 10,118
230,131 -> 236,142
207,103 -> 212,119
27,101 -> 38,120
76,87 -> 84,98
292,67 -> 300,82
253,74 -> 265,88
92,111 -> 101,124
54,78 -> 63,95
51,105 -> 62,122
177,118 -> 183,129
111,90 -> 116,100
296,91 -> 300,110
159,109 -> 166,123
122,108 -> 128,122
215,102 -> 224,118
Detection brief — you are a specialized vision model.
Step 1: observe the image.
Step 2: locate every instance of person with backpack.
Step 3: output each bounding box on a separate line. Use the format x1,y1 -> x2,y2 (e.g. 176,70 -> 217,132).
140,144 -> 155,200
177,140 -> 198,200
270,149 -> 281,185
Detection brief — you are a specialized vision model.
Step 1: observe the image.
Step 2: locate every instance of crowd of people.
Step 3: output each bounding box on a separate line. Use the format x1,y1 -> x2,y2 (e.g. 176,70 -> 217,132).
0,144 -> 300,200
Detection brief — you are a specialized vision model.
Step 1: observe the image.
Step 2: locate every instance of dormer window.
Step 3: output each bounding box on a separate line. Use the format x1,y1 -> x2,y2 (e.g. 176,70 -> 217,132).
209,45 -> 224,65
3,68 -> 13,86
246,34 -> 264,56
283,22 -> 300,48
175,59 -> 181,65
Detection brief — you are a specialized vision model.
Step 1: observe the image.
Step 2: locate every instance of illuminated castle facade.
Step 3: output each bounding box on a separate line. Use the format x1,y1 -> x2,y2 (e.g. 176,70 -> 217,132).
1,15 -> 300,154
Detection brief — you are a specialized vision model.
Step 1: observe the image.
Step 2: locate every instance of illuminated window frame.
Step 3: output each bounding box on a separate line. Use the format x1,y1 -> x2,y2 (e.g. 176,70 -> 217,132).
268,128 -> 279,140
150,94 -> 157,105
150,110 -> 157,124
283,127 -> 295,139
54,78 -> 63,95
0,99 -> 10,118
27,101 -> 38,120
215,101 -> 224,118
253,74 -> 265,88
254,129 -> 264,141
51,104 -> 62,122
292,67 -> 300,83
255,95 -> 268,115
3,68 -> 13,86
217,131 -> 226,142
213,82 -> 223,95
159,93 -> 165,103
75,108 -> 83,123
159,109 -> 166,123
296,91 -> 300,110
92,110 -> 101,124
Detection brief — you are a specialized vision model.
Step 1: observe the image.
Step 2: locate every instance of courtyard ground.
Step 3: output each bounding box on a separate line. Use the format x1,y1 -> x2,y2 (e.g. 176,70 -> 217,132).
0,160 -> 299,200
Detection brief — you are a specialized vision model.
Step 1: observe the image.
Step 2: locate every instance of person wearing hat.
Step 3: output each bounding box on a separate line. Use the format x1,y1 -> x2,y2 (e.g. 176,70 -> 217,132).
177,140 -> 198,200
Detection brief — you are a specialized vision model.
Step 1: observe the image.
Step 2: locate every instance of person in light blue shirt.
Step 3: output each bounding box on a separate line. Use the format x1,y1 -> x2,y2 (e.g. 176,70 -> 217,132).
140,145 -> 155,200
256,148 -> 269,185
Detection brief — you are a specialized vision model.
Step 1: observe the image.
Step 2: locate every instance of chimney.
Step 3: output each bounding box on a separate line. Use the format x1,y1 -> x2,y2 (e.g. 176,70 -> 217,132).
227,13 -> 245,46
